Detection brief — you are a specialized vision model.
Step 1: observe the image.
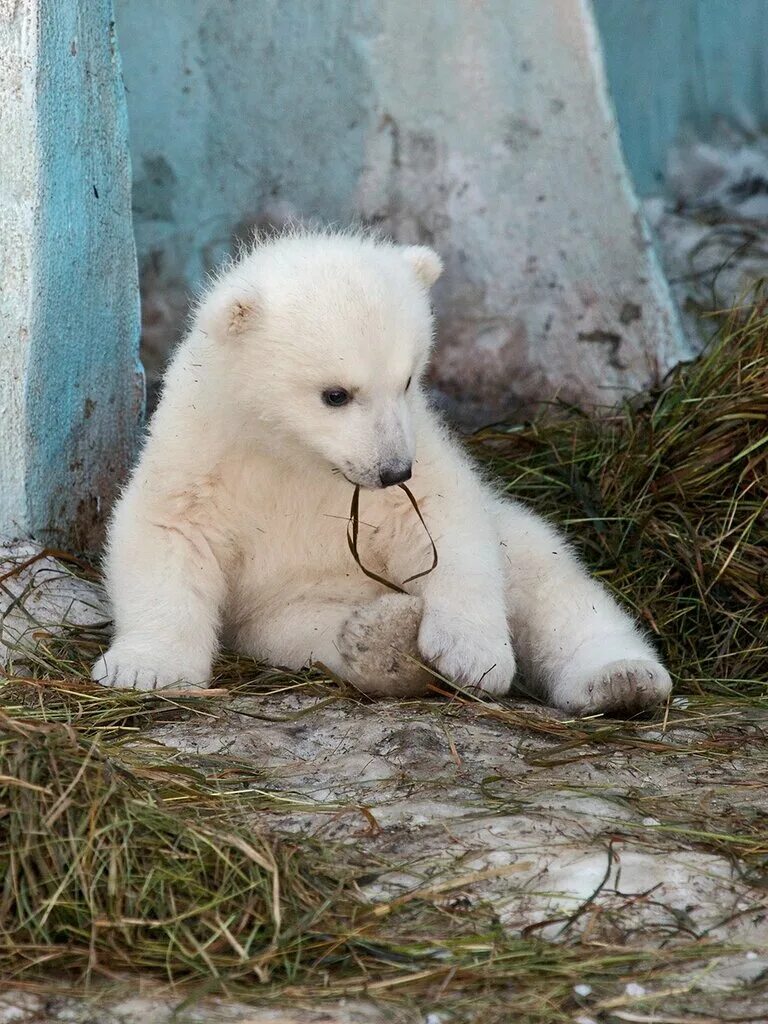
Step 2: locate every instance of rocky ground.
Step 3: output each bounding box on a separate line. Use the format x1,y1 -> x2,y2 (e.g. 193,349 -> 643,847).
1,545 -> 767,1022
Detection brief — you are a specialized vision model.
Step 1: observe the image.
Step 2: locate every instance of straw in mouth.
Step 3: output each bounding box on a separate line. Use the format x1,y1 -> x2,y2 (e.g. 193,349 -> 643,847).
346,482 -> 439,593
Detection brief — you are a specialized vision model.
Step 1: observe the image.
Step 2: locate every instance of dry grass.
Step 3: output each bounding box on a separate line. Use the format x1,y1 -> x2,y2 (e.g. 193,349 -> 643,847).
1,296 -> 767,1019
3,712 -> 746,1022
472,295 -> 767,699
0,714 -> 348,983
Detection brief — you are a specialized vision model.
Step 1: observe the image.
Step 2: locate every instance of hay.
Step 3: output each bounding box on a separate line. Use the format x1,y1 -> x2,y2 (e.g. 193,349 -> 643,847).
0,714 -> 350,983
2,713 -> 736,1021
472,295 -> 768,696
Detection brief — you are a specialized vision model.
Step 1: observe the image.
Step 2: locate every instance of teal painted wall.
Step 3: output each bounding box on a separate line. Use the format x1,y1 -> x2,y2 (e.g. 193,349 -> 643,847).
0,0 -> 141,550
27,2 -> 143,549
116,0 -> 373,372
117,0 -> 768,318
593,0 -> 768,194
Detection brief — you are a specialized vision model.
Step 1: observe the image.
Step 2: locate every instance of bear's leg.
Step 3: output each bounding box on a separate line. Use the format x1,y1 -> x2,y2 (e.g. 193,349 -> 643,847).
493,501 -> 671,715
92,515 -> 225,690
239,590 -> 432,697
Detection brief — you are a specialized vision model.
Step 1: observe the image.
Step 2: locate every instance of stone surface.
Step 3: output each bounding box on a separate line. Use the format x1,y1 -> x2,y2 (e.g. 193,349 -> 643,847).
2,545 -> 768,1021
643,132 -> 768,352
148,693 -> 768,953
0,543 -> 107,668
0,991 -> 397,1024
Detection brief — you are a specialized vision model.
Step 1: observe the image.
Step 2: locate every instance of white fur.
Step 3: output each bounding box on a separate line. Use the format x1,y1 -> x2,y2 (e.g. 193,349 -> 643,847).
93,230 -> 671,714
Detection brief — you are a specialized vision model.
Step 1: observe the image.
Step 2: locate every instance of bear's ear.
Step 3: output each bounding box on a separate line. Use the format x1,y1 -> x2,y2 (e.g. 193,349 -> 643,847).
401,245 -> 443,289
197,287 -> 261,341
225,298 -> 261,337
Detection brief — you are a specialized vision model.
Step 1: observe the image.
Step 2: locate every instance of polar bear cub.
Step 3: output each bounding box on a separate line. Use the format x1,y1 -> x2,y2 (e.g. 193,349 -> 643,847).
93,230 -> 672,714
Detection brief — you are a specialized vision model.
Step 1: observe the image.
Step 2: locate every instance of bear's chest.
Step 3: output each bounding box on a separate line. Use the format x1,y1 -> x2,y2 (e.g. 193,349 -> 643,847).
218,468 -> 386,589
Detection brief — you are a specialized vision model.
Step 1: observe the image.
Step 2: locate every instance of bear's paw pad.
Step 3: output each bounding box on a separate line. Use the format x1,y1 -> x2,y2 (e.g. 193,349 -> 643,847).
564,659 -> 672,716
337,594 -> 428,696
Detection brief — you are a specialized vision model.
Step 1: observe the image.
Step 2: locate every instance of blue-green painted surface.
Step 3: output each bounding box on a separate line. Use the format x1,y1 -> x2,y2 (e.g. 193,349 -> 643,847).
30,2 -> 143,550
117,0 -> 768,321
593,0 -> 768,194
0,0 -> 142,550
117,0 -> 372,303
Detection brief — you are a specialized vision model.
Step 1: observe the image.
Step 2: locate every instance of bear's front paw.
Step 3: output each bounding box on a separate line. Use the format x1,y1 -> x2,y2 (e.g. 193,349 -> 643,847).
418,607 -> 515,696
92,641 -> 210,691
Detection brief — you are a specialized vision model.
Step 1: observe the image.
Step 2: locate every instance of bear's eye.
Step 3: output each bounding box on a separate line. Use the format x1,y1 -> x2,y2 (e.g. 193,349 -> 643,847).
405,376 -> 412,392
322,387 -> 351,408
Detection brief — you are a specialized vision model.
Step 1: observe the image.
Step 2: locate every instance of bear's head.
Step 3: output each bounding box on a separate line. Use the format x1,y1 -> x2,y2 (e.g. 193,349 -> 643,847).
195,231 -> 442,489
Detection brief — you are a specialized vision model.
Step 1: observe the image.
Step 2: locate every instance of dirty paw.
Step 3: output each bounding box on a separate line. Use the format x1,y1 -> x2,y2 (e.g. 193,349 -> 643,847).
337,594 -> 430,696
558,659 -> 672,715
92,641 -> 210,691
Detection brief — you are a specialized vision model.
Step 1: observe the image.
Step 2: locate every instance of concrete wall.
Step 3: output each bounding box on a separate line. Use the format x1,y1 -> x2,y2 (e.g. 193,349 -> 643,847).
116,0 -> 688,426
2,0 -> 759,547
593,0 -> 768,194
116,2 -> 379,396
117,1 -> 371,380
0,0 -> 142,551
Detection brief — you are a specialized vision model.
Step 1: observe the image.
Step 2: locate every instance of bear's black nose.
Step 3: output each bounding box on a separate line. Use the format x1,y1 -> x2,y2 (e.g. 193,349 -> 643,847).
379,462 -> 412,487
